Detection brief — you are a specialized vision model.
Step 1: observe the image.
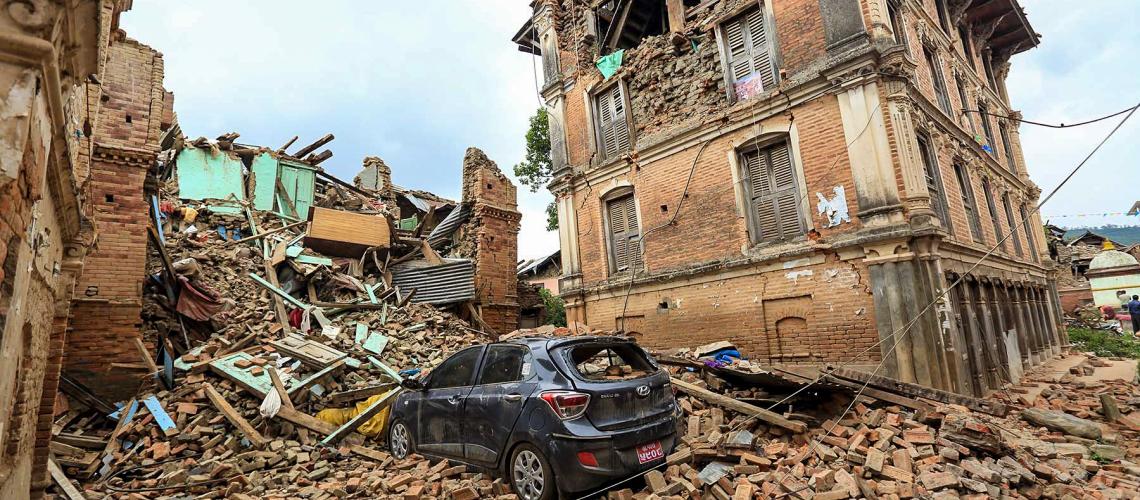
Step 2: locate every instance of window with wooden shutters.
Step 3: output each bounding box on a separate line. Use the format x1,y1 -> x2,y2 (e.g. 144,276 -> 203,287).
999,122 -> 1016,172
1002,193 -> 1023,257
978,101 -> 995,156
982,178 -> 1005,250
593,83 -> 632,160
955,77 -> 974,132
1020,203 -> 1038,262
721,6 -> 777,101
606,193 -> 642,274
925,48 -> 952,116
916,133 -> 950,229
741,141 -> 804,243
954,163 -> 983,242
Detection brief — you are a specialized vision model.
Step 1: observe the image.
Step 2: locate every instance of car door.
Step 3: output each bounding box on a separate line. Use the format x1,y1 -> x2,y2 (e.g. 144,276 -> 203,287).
416,346 -> 484,458
463,344 -> 540,465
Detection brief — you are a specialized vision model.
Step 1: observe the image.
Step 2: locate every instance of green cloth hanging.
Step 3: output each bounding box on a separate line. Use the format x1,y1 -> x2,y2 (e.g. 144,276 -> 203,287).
596,49 -> 625,79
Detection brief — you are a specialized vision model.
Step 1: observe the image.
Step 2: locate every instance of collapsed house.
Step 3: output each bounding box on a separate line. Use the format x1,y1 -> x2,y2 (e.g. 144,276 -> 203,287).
515,0 -> 1062,397
1046,225 -> 1140,312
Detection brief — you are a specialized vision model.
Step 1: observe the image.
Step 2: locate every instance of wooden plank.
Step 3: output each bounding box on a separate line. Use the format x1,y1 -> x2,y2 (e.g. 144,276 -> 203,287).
319,389 -> 402,445
271,335 -> 348,369
275,177 -> 300,218
268,367 -> 294,412
666,0 -> 685,33
50,440 -> 87,458
277,406 -> 339,435
54,433 -> 106,450
48,458 -> 85,500
141,396 -> 178,437
249,272 -> 310,310
367,356 -> 403,383
774,366 -> 934,413
354,323 -> 369,344
420,239 -> 444,265
287,359 -> 347,397
289,133 -> 334,159
203,383 -> 268,447
86,398 -> 137,477
670,377 -> 806,433
829,367 -> 1008,417
326,384 -> 397,406
134,338 -> 158,374
350,444 -> 389,462
230,220 -> 307,245
209,352 -> 274,398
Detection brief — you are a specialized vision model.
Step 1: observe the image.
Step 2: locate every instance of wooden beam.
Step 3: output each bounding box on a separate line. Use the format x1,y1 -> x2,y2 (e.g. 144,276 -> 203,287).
268,367 -> 294,411
229,221 -> 307,245
773,366 -> 934,413
420,239 -> 444,265
249,272 -> 311,310
275,177 -> 299,218
828,367 -> 1008,417
287,359 -> 347,397
319,389 -> 402,445
203,383 -> 269,447
54,433 -> 106,450
48,459 -> 85,500
306,149 -> 333,165
326,384 -> 396,406
134,338 -> 158,374
289,133 -> 334,159
277,135 -> 299,153
670,377 -> 806,433
276,406 -> 339,435
666,0 -> 685,33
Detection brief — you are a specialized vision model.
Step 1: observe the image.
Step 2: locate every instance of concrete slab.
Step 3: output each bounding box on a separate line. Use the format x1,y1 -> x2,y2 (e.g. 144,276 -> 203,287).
1077,359 -> 1138,384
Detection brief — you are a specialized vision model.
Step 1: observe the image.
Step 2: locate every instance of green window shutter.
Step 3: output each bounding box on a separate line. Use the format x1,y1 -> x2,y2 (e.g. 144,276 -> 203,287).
596,84 -> 630,159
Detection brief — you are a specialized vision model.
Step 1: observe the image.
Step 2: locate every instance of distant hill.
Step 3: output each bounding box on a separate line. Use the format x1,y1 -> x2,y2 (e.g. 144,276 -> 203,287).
1062,225 -> 1140,247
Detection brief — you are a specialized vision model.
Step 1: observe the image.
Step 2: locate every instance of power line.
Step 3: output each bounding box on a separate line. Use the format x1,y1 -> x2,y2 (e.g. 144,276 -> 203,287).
965,102 -> 1138,129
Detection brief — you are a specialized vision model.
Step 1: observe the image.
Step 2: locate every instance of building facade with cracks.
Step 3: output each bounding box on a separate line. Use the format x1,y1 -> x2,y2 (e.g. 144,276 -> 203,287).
516,0 -> 1064,397
0,0 -> 167,496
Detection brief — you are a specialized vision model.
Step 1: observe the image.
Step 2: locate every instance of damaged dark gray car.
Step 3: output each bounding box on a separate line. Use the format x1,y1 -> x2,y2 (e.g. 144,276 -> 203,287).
387,336 -> 680,499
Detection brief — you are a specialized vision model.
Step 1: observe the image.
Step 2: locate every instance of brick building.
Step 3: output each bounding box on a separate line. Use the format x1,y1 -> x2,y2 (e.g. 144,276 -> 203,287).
0,1 -> 166,496
66,28 -> 171,402
516,0 -> 1063,397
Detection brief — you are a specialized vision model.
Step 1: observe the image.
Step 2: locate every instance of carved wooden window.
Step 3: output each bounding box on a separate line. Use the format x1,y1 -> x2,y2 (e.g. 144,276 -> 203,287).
924,48 -> 952,116
982,178 -> 1005,250
887,1 -> 908,51
933,0 -> 951,33
740,140 -> 804,243
999,122 -> 1016,173
1002,192 -> 1023,257
957,23 -> 976,70
955,76 -> 974,132
916,132 -> 950,229
605,192 -> 642,274
978,101 -> 996,156
593,82 -> 632,161
954,163 -> 984,242
720,6 -> 778,102
1020,203 -> 1039,262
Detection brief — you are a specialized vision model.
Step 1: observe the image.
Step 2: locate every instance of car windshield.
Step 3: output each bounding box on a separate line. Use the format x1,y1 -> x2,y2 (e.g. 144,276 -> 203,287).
566,342 -> 655,381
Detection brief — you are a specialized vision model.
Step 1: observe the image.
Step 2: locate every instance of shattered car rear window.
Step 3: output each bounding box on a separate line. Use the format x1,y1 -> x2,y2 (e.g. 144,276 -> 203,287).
568,343 -> 656,381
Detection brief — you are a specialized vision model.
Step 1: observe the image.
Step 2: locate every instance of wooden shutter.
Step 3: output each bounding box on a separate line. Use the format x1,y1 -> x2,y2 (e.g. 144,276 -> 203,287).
596,84 -> 630,159
725,8 -> 776,91
744,142 -> 803,242
607,194 -> 641,273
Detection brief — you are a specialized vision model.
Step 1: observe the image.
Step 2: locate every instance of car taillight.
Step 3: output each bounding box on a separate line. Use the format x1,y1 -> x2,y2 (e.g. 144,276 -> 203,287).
539,391 -> 590,420
576,451 -> 598,467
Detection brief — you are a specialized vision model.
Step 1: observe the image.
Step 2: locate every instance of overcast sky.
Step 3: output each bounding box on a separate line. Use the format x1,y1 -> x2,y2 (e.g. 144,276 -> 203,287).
121,1 -> 1139,260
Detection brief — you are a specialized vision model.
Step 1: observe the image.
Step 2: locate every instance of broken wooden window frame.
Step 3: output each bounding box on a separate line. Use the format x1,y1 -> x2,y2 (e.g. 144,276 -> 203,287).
600,187 -> 643,276
736,136 -> 806,244
953,162 -> 984,243
591,79 -> 634,162
713,2 -> 780,104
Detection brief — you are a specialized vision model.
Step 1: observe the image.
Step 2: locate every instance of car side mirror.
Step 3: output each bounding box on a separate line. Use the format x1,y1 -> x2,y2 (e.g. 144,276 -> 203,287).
401,378 -> 425,391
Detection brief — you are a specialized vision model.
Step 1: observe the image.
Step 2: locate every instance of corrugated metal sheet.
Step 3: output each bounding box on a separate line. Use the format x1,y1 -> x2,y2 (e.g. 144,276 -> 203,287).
427,203 -> 471,248
390,258 -> 475,305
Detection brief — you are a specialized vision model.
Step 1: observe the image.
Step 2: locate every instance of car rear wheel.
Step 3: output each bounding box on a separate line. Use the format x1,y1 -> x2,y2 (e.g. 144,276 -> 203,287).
510,443 -> 555,500
388,420 -> 413,460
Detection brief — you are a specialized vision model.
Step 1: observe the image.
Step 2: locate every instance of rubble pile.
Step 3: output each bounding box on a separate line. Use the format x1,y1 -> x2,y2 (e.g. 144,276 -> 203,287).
614,353 -> 1140,499
48,135 -> 523,498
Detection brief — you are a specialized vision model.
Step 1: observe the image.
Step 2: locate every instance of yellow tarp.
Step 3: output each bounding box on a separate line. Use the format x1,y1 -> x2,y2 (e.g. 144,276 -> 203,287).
315,391 -> 395,437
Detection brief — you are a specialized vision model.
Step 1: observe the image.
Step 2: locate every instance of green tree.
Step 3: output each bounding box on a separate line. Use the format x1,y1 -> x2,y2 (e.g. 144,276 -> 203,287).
540,287 -> 566,327
513,107 -> 558,231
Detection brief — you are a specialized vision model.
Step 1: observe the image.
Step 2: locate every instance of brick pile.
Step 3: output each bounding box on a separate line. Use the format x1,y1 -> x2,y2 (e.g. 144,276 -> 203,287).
616,355 -> 1140,499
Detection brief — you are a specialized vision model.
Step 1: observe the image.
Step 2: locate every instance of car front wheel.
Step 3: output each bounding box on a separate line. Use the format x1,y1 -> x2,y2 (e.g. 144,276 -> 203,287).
388,420 -> 413,460
509,443 -> 555,500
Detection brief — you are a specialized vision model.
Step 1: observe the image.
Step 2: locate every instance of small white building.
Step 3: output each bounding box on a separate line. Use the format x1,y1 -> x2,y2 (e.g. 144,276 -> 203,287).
1086,245 -> 1140,309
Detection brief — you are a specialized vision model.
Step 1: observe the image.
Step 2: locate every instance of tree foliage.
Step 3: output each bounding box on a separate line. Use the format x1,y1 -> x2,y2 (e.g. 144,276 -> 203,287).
540,287 -> 566,327
513,107 -> 558,231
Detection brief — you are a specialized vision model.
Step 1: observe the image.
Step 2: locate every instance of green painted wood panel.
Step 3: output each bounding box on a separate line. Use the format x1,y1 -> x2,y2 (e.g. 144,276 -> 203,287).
176,148 -> 245,203
250,152 -> 278,211
280,161 -> 316,219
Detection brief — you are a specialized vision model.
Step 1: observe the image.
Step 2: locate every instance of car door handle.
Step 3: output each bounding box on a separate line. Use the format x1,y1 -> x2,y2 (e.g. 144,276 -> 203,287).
503,394 -> 523,402
447,395 -> 464,404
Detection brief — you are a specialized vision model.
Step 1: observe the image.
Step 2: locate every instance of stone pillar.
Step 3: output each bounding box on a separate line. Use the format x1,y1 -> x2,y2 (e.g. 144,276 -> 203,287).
970,281 -> 1001,390
1002,283 -> 1030,370
837,82 -> 904,226
462,148 -> 522,335
957,281 -> 989,395
865,239 -> 942,385
980,281 -> 1012,384
913,237 -> 951,391
1017,285 -> 1042,364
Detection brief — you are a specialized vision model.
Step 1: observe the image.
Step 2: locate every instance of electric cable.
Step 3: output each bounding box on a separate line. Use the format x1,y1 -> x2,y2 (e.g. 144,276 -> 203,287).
965,103 -> 1138,129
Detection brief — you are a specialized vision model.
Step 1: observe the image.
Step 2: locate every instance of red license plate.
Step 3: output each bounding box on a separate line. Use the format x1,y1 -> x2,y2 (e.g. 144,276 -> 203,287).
636,441 -> 664,464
